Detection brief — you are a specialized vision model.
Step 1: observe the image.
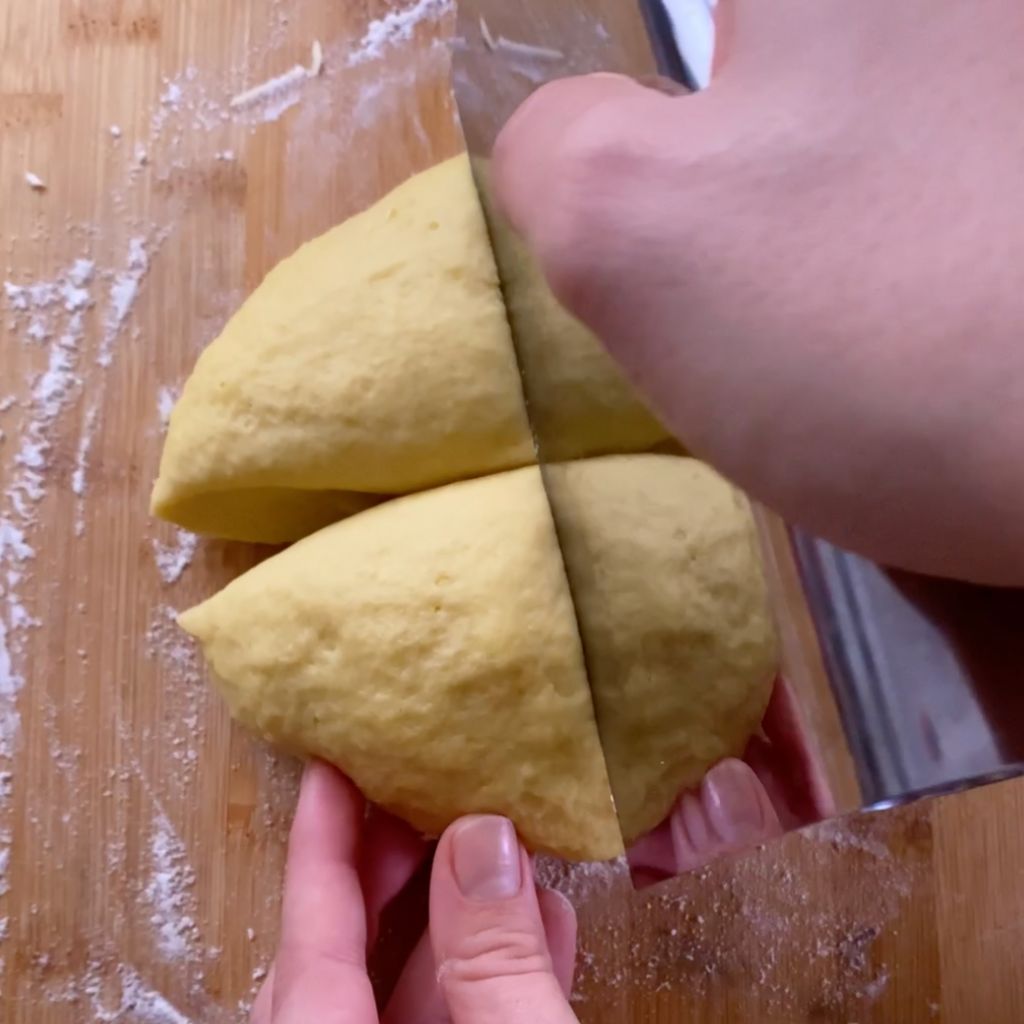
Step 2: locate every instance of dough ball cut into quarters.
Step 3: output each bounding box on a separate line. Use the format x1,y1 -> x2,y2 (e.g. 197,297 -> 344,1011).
152,154 -> 674,545
180,466 -> 624,862
152,154 -> 536,544
181,456 -> 778,860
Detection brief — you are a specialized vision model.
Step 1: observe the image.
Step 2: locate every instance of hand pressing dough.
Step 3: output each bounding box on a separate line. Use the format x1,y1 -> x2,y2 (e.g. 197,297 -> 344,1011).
153,155 -> 671,545
477,163 -> 672,462
180,455 -> 777,861
152,155 -> 536,544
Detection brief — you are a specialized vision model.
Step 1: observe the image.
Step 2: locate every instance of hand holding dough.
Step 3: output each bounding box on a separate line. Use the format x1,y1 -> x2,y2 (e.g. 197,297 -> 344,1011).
181,456 -> 777,861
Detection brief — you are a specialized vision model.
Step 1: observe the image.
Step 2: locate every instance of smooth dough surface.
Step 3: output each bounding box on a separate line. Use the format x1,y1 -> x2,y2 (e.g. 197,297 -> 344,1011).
180,466 -> 624,862
545,456 -> 778,843
152,155 -> 536,543
181,456 -> 777,859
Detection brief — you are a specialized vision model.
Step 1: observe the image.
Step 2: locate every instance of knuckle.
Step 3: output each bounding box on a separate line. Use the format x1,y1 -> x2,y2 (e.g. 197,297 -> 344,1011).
538,101 -> 651,313
438,922 -> 551,992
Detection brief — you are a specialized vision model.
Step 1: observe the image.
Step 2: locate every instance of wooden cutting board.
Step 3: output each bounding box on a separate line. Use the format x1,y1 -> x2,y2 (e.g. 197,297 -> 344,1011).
1,2 -> 1022,1022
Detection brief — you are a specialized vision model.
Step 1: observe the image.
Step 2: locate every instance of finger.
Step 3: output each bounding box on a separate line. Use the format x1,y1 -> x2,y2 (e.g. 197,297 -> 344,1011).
624,818 -> 679,889
361,805 -> 432,947
493,73 -> 674,249
272,760 -> 376,1024
756,677 -> 837,821
249,963 -> 275,1024
381,931 -> 448,1024
383,884 -> 577,1024
536,888 -> 577,998
430,816 -> 578,1024
671,759 -> 784,873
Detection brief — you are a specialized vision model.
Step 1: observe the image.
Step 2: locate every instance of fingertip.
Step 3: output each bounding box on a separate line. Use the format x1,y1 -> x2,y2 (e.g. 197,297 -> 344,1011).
287,759 -> 365,870
701,757 -> 782,846
537,886 -> 576,934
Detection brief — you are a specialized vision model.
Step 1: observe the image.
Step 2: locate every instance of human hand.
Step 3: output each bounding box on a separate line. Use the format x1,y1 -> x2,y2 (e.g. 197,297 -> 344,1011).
628,677 -> 836,885
250,761 -> 580,1024
493,0 -> 1024,586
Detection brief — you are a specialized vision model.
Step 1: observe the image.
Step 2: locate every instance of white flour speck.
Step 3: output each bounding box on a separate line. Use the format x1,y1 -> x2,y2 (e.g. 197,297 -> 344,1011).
98,237 -> 150,367
157,386 -> 180,431
161,81 -> 184,108
153,531 -> 199,585
25,172 -> 46,191
71,403 -> 98,501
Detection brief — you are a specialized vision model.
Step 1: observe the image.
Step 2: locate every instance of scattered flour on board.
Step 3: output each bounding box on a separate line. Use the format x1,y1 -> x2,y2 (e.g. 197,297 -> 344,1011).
537,812 -> 928,1016
97,237 -> 151,368
1,257 -> 97,775
153,530 -> 200,585
347,0 -> 455,66
101,966 -> 193,1024
48,960 -> 194,1024
145,605 -> 201,690
144,604 -> 206,784
145,812 -> 200,961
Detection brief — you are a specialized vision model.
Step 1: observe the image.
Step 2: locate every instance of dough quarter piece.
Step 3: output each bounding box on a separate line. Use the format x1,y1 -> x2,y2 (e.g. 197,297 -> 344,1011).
180,466 -> 624,862
152,154 -> 536,544
545,455 -> 779,843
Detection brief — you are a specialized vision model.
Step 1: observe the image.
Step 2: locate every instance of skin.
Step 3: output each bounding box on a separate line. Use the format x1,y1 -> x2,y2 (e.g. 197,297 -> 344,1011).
494,0 -> 1024,586
256,2 -> 1024,1019
251,762 -> 579,1024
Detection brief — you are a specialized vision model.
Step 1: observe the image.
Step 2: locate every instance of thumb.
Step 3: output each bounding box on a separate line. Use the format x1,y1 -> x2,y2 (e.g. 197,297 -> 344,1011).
430,816 -> 579,1024
492,74 -> 681,303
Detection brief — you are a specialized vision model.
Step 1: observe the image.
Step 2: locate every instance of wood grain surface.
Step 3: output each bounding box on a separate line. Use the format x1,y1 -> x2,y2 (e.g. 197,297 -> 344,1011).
1,2 -> 1022,1022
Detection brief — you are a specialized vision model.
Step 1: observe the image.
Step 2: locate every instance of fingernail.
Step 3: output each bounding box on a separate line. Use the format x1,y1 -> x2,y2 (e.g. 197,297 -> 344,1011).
452,816 -> 522,901
702,760 -> 768,845
679,792 -> 712,851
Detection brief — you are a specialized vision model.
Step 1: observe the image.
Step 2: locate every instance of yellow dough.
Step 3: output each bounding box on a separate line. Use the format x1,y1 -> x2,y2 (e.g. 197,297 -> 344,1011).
181,456 -> 777,860
180,466 -> 623,861
152,156 -> 536,544
152,154 -> 672,544
545,457 -> 778,843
